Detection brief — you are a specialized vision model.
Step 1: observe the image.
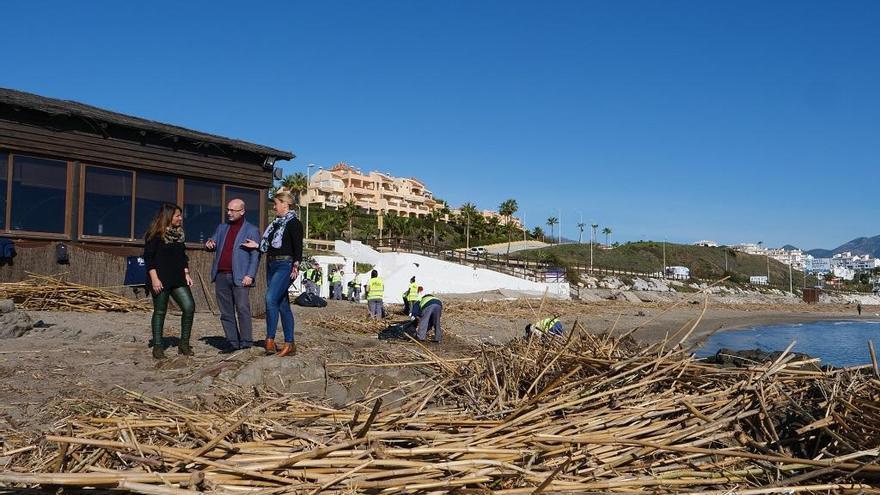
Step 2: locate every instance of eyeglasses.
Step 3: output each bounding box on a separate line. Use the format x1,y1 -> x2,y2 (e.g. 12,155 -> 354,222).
226,208 -> 244,212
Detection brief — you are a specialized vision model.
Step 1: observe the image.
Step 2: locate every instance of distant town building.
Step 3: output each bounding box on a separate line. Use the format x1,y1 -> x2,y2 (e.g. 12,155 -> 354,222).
803,257 -> 832,273
303,163 -> 438,218
750,276 -> 768,285
693,240 -> 718,247
832,266 -> 856,281
733,243 -> 810,271
830,252 -> 880,272
665,266 -> 690,280
733,243 -> 765,256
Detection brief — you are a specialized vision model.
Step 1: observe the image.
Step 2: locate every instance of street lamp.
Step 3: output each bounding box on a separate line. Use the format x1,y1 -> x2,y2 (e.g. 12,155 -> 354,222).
590,223 -> 598,274
662,238 -> 667,279
558,208 -> 562,244
306,163 -> 315,239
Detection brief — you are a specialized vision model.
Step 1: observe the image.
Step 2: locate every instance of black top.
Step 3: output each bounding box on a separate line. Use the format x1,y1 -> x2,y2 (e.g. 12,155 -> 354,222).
266,216 -> 303,263
143,236 -> 189,289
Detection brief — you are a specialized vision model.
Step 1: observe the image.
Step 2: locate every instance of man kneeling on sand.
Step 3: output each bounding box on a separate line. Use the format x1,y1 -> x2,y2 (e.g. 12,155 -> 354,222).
524,316 -> 564,340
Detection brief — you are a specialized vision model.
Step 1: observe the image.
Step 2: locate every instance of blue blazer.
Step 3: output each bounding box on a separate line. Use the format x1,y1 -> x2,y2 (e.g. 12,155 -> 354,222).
208,220 -> 261,287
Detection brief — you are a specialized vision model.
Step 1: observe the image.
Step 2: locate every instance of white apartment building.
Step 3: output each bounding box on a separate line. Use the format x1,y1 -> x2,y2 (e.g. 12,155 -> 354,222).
302,163 -> 438,218
693,240 -> 718,247
830,252 -> 880,272
732,243 -> 766,256
803,256 -> 832,273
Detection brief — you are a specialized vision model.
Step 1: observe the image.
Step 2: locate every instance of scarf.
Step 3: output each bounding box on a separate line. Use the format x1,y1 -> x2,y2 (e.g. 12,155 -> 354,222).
162,225 -> 185,244
260,211 -> 297,252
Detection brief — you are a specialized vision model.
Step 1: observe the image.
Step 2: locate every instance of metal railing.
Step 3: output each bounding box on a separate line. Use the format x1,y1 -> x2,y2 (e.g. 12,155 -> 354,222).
358,237 -> 878,296
366,237 -> 554,282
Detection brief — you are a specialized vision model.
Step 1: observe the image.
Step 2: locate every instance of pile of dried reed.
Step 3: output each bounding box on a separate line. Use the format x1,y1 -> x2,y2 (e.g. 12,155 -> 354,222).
1,319 -> 879,494
0,273 -> 149,312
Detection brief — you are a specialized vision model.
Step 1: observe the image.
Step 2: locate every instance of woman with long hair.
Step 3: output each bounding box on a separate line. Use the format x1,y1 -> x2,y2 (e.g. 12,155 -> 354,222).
143,203 -> 195,359
242,189 -> 303,356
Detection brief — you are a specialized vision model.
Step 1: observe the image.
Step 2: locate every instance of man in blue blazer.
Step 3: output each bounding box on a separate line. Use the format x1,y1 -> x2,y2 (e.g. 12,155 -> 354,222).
205,198 -> 261,352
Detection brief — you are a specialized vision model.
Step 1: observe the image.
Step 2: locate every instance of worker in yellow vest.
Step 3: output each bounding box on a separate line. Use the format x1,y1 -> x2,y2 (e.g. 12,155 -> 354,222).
330,269 -> 343,300
412,290 -> 442,343
403,276 -> 420,315
314,266 -> 323,297
524,316 -> 564,339
348,272 -> 362,302
367,269 -> 384,320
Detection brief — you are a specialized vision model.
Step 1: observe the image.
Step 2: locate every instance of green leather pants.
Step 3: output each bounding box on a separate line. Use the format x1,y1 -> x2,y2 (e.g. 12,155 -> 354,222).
151,286 -> 195,349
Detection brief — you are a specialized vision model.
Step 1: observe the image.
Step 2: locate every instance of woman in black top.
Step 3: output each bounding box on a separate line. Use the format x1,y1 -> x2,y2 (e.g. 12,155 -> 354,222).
143,203 -> 195,359
243,189 -> 303,356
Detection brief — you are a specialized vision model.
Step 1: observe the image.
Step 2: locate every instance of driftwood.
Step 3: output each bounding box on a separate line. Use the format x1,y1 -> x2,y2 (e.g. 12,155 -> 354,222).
0,273 -> 149,312
2,325 -> 879,494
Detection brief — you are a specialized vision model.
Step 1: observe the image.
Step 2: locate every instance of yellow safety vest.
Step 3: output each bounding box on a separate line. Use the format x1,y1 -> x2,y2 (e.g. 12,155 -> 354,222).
332,272 -> 342,284
419,295 -> 439,307
536,317 -> 560,332
368,277 -> 384,300
406,282 -> 420,302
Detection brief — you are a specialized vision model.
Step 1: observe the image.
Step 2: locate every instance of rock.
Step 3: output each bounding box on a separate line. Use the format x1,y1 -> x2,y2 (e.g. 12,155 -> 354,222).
0,299 -> 15,314
599,277 -> 624,290
647,278 -> 671,292
631,278 -> 650,291
613,291 -> 642,303
576,291 -> 605,302
0,307 -> 33,339
635,291 -> 663,303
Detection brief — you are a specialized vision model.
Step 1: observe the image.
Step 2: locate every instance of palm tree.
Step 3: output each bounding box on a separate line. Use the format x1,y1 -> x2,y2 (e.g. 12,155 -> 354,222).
532,226 -> 545,242
383,212 -> 401,237
310,215 -> 331,240
546,217 -> 558,242
499,199 -> 518,257
486,216 -> 501,239
577,222 -> 585,244
428,209 -> 444,247
429,202 -> 450,247
341,199 -> 360,242
460,202 -> 478,249
281,172 -> 309,215
602,226 -> 612,246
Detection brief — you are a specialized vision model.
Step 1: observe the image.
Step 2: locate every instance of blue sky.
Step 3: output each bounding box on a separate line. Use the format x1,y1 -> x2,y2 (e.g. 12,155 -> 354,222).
2,1 -> 878,249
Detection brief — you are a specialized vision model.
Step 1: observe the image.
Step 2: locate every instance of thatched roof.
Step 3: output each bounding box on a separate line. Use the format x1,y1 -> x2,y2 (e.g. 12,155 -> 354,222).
0,87 -> 294,161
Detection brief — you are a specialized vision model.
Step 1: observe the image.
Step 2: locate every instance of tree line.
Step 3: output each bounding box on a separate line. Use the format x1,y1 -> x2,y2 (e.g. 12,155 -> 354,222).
270,172 -> 612,251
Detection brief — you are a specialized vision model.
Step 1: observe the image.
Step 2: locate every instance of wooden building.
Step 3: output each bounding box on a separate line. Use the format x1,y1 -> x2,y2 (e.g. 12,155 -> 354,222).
0,87 -> 294,312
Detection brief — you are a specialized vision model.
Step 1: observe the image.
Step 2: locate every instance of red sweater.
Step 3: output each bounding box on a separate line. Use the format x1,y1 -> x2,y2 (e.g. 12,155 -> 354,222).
217,218 -> 243,273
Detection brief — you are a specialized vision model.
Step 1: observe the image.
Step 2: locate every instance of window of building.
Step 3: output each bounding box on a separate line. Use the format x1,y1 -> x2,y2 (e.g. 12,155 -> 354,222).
225,186 -> 262,227
135,172 -> 178,239
0,152 -> 7,230
82,166 -> 133,238
184,180 -> 222,244
11,155 -> 68,233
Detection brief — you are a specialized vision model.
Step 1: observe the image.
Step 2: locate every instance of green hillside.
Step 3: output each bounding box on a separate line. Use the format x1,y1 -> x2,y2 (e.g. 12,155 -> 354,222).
512,241 -> 818,286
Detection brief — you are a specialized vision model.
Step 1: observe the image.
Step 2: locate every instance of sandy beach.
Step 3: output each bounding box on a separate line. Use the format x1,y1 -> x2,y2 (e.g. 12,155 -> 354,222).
1,295 -> 877,439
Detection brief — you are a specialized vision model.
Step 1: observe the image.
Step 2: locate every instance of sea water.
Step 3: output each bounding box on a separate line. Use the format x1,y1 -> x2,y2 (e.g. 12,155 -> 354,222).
695,320 -> 880,367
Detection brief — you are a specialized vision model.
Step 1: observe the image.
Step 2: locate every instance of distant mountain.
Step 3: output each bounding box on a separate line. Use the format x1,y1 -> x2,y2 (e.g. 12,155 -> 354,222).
782,244 -> 799,251
807,235 -> 880,258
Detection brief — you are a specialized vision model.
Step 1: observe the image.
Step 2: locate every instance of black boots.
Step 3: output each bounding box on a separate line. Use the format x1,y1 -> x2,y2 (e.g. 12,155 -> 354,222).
178,324 -> 194,356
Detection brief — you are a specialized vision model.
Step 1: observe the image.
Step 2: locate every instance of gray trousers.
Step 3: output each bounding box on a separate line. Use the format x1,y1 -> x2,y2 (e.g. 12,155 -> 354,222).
331,283 -> 343,300
368,299 -> 384,319
304,279 -> 318,295
416,304 -> 442,342
215,272 -> 253,348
